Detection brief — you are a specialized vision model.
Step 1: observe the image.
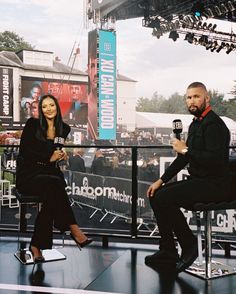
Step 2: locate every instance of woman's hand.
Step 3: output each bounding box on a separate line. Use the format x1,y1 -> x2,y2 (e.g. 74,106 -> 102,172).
147,178 -> 163,198
50,149 -> 67,162
60,148 -> 68,161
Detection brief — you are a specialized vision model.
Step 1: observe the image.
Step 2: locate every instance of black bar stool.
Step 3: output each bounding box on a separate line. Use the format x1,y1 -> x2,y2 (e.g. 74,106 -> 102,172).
186,200 -> 236,279
14,188 -> 66,264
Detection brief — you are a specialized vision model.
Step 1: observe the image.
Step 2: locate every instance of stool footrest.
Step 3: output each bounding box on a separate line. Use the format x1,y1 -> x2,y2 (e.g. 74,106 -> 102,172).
14,248 -> 66,265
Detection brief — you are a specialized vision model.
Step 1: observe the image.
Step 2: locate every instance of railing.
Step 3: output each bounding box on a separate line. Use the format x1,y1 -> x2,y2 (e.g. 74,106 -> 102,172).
0,144 -> 236,247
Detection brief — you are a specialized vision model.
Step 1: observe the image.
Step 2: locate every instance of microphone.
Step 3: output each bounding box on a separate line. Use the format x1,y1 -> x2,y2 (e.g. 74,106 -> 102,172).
172,119 -> 183,140
54,137 -> 65,150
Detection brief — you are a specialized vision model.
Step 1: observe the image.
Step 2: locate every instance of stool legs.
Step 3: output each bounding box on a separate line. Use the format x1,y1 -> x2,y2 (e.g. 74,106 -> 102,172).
19,203 -> 27,232
15,201 -> 66,265
204,210 -> 212,279
186,209 -> 236,279
196,211 -> 203,265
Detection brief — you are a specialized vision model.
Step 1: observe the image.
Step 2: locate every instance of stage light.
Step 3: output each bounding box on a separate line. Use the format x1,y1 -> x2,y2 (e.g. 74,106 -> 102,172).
207,23 -> 213,30
195,21 -> 202,29
168,22 -> 176,31
220,3 -> 229,13
173,20 -> 180,30
216,42 -> 225,52
204,8 -> 214,18
193,37 -> 199,45
169,30 -> 179,41
192,1 -> 205,17
160,25 -> 168,33
210,41 -> 218,52
183,15 -> 195,26
199,35 -> 208,46
211,24 -> 217,31
202,22 -> 208,30
152,27 -> 163,39
205,41 -> 213,50
214,5 -> 222,16
185,32 -> 194,44
227,1 -> 235,11
226,44 -> 235,54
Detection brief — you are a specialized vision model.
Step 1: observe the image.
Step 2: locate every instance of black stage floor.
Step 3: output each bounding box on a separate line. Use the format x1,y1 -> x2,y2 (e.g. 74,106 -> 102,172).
0,237 -> 236,294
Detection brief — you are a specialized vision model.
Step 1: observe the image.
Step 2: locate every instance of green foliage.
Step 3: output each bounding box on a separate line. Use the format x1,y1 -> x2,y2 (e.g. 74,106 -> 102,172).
224,99 -> 236,120
223,80 -> 236,120
136,92 -> 187,114
229,80 -> 236,99
136,88 -> 236,121
208,89 -> 227,116
159,92 -> 188,114
136,92 -> 165,112
0,30 -> 34,52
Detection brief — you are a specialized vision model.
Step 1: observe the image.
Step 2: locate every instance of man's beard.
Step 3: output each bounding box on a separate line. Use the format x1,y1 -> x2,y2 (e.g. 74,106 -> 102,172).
188,100 -> 206,117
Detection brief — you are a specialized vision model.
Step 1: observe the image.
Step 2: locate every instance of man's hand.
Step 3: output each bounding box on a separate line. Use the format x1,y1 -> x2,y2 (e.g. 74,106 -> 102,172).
171,138 -> 187,154
147,178 -> 163,197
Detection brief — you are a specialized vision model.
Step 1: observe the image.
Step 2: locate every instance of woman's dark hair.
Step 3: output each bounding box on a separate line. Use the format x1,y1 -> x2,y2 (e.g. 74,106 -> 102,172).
36,94 -> 64,141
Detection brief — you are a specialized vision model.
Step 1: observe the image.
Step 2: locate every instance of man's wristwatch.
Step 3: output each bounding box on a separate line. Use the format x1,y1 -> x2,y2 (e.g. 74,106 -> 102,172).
182,147 -> 188,155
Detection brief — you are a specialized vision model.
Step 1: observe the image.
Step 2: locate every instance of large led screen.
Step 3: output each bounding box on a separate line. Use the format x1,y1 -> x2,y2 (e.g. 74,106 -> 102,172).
20,78 -> 88,125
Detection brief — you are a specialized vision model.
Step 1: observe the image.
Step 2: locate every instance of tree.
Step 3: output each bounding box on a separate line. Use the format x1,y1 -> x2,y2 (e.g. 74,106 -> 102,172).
223,81 -> 236,120
208,89 -> 227,116
136,92 -> 187,114
136,89 -> 236,118
224,99 -> 236,120
229,80 -> 236,99
136,92 -> 165,112
159,92 -> 188,114
0,30 -> 34,52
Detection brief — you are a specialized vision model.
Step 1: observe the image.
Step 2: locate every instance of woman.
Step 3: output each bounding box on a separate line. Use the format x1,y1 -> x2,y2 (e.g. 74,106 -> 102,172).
16,94 -> 92,262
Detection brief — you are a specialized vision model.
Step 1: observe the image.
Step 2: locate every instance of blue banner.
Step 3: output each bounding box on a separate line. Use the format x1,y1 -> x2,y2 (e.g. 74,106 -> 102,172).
98,30 -> 117,140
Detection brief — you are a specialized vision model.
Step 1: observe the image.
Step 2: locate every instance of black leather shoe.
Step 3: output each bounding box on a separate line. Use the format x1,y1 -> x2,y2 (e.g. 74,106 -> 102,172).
176,243 -> 198,273
145,250 -> 179,268
70,234 -> 93,250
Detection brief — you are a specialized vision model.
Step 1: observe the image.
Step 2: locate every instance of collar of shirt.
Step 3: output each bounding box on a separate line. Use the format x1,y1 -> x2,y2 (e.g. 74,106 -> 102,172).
193,105 -> 212,122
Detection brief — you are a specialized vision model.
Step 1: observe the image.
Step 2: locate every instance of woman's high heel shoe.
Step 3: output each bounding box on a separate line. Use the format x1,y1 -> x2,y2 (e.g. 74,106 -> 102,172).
70,234 -> 93,250
29,245 -> 45,263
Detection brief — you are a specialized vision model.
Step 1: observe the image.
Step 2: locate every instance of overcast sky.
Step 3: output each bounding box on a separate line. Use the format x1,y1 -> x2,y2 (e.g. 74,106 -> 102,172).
1,0 -> 236,100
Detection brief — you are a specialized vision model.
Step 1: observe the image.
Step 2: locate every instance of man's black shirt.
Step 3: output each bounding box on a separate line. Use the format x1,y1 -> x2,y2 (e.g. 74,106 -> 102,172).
161,110 -> 230,183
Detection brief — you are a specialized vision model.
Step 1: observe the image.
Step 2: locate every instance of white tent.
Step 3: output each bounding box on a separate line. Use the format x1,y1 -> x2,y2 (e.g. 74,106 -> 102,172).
136,112 -> 236,143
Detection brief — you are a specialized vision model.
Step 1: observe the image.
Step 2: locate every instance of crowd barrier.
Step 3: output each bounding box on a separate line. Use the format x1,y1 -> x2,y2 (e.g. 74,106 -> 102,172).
65,170 -> 154,225
0,146 -> 236,240
2,159 -> 234,236
64,167 -> 236,237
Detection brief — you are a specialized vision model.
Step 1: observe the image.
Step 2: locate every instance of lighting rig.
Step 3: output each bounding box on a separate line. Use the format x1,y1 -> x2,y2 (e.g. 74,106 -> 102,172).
143,0 -> 236,54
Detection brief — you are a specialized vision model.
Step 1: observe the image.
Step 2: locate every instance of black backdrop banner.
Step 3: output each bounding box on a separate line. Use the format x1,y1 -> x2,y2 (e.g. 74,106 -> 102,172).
64,170 -> 236,234
65,171 -> 152,220
0,67 -> 13,124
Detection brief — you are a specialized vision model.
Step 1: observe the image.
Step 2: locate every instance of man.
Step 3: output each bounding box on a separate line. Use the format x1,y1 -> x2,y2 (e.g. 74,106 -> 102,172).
21,84 -> 42,120
30,84 -> 42,101
145,82 -> 230,273
70,84 -> 81,101
88,56 -> 98,140
48,82 -> 61,99
68,84 -> 82,122
68,148 -> 86,172
30,100 -> 39,118
91,149 -> 111,176
21,84 -> 42,107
